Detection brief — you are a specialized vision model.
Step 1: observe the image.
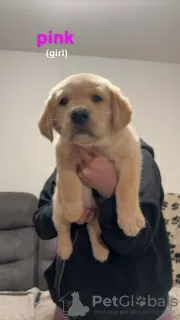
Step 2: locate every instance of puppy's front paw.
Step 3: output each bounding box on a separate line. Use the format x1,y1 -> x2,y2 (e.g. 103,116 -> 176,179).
118,209 -> 145,237
63,202 -> 84,223
93,245 -> 110,263
57,239 -> 73,260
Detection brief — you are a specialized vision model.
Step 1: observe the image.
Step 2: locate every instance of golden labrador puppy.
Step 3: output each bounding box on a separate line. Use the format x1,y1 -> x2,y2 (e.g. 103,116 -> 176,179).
38,73 -> 145,262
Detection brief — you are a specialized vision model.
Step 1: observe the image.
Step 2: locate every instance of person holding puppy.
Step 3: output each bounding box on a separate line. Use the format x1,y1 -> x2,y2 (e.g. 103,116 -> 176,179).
33,139 -> 173,320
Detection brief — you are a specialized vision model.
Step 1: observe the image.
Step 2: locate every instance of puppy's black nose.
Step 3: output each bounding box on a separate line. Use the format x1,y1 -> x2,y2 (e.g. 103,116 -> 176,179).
71,108 -> 89,125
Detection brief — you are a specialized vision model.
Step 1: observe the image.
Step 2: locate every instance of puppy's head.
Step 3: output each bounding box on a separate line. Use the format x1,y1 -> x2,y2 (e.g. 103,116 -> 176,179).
38,73 -> 132,145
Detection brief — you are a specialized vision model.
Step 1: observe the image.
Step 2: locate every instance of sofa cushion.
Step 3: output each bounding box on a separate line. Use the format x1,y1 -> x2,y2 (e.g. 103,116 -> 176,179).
0,192 -> 37,229
37,238 -> 57,290
0,228 -> 35,263
0,192 -> 38,291
0,258 -> 35,291
162,193 -> 180,287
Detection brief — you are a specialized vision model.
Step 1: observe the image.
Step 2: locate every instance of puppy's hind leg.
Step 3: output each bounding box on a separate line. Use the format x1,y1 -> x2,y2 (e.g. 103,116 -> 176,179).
87,216 -> 109,263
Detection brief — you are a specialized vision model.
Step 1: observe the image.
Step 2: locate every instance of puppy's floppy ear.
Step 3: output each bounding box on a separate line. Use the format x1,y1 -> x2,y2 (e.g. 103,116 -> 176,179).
38,94 -> 54,142
110,85 -> 132,131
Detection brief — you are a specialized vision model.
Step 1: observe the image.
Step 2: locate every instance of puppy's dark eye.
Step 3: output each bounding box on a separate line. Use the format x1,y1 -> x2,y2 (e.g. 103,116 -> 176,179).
92,95 -> 102,103
59,97 -> 68,106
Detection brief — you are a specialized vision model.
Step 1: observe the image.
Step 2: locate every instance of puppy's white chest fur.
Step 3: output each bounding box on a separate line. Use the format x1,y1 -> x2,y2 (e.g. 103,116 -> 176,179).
82,184 -> 97,209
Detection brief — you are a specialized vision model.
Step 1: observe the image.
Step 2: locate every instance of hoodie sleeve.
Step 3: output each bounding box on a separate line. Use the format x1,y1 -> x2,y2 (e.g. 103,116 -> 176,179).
33,169 -> 57,240
92,146 -> 164,256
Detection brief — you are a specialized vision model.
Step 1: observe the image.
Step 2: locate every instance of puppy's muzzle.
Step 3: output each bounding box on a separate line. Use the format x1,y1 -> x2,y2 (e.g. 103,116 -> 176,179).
71,108 -> 89,126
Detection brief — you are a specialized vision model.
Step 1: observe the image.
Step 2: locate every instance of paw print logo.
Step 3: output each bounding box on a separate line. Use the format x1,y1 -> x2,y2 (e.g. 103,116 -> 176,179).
173,253 -> 180,263
136,296 -> 146,307
162,201 -> 168,210
176,274 -> 180,285
172,203 -> 179,210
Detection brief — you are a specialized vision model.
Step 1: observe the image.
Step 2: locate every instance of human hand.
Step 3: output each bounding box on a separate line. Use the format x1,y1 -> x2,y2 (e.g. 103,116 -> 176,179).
74,146 -> 118,198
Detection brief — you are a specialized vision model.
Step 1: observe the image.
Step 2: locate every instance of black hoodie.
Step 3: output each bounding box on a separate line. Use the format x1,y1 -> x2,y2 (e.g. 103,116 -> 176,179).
33,140 -> 172,320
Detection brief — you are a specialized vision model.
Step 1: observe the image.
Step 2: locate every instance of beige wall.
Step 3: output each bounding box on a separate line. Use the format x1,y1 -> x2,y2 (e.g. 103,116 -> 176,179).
0,50 -> 179,196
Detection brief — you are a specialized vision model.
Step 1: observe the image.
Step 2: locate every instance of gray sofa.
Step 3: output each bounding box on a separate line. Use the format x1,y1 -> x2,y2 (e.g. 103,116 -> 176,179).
0,192 -> 57,320
1,192 -> 180,320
